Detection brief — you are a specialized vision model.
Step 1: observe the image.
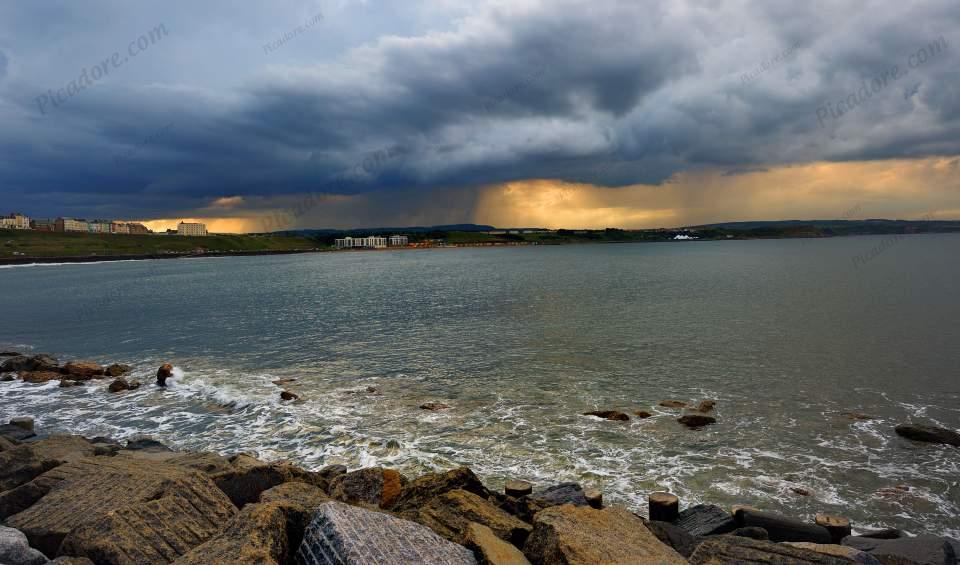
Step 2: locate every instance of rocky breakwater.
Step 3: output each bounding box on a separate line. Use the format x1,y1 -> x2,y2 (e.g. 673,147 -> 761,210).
1,421 -> 958,564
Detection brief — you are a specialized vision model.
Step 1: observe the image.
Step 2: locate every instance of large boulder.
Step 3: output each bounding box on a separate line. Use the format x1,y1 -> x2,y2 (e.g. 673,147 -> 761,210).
212,460 -> 328,508
175,501 -> 309,565
260,482 -> 331,509
844,534 -> 958,564
61,361 -> 105,380
521,483 -> 589,519
328,467 -> 405,510
677,412 -> 717,428
522,504 -> 686,565
690,536 -> 862,564
5,456 -> 236,560
0,525 -> 48,565
410,489 -> 532,546
674,504 -> 737,537
107,378 -> 140,393
1,355 -> 58,373
783,543 -> 880,564
0,436 -> 97,493
895,424 -> 960,447
462,522 -> 531,565
104,364 -> 132,377
390,467 -> 489,513
0,423 -> 36,442
295,501 -> 477,564
644,520 -> 702,558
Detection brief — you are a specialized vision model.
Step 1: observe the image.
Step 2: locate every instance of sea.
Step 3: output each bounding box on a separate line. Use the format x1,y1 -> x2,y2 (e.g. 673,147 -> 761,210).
1,234 -> 958,536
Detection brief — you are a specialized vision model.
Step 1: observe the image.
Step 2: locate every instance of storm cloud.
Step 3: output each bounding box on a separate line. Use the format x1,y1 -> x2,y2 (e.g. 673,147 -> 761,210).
0,0 -> 957,226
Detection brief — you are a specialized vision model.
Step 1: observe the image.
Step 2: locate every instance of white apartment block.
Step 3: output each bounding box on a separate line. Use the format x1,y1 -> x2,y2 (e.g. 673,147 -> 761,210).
88,221 -> 111,233
177,222 -> 209,236
0,213 -> 30,230
335,235 -> 387,249
389,235 -> 409,246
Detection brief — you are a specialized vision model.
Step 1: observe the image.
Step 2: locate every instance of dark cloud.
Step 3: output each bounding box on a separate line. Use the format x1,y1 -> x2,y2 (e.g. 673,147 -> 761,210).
0,0 -> 958,223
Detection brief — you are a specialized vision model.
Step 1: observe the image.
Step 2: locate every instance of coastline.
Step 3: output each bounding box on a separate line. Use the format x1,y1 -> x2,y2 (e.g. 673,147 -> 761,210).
2,352 -> 959,564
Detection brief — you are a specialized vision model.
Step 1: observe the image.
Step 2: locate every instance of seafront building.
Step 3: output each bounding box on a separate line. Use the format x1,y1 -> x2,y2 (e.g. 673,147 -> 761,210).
335,235 -> 387,249
389,235 -> 409,246
0,213 -> 31,230
177,222 -> 209,236
55,218 -> 89,232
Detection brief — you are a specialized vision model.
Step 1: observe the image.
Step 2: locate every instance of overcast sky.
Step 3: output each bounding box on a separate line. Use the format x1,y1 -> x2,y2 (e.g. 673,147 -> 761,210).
1,0 -> 958,231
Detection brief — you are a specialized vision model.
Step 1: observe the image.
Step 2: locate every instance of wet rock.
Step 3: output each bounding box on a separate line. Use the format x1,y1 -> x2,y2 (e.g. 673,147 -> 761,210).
463,522 -> 531,565
317,464 -> 348,483
895,424 -> 960,447
421,402 -> 451,411
272,378 -> 296,386
521,483 -> 589,520
0,350 -> 22,357
58,380 -> 83,388
176,501 -> 308,565
784,542 -> 881,564
695,400 -> 716,412
7,456 -> 236,560
735,508 -> 832,544
523,504 -> 686,565
584,488 -> 602,509
61,361 -> 104,379
1,374 -> 14,381
103,363 -> 131,377
214,461 -> 329,509
329,467 -> 404,509
10,417 -> 34,432
0,525 -> 48,565
0,446 -> 61,492
791,486 -> 812,496
280,390 -> 299,401
677,412 -> 717,428
124,437 -> 172,452
2,354 -> 58,373
675,504 -> 737,537
635,410 -> 653,418
0,435 -> 19,451
391,467 -> 490,513
0,423 -> 36,442
843,534 -> 958,564
410,489 -> 532,546
156,363 -> 173,386
365,386 -> 379,393
731,526 -> 770,540
842,412 -> 875,421
20,371 -> 63,384
582,410 -> 629,421
659,400 -> 688,409
690,536 -> 857,564
504,480 -> 532,498
644,520 -> 701,558
852,528 -> 905,540
107,377 -> 140,393
295,501 -> 477,564
260,481 -> 331,509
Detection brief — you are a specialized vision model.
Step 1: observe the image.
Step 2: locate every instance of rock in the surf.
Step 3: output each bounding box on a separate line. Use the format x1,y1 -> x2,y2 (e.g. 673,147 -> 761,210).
635,410 -> 653,418
156,363 -> 173,386
894,424 -> 960,447
0,351 -> 22,357
280,390 -> 299,401
843,533 -> 958,563
1,354 -> 58,374
674,504 -> 737,537
420,402 -> 451,411
9,418 -> 33,433
19,371 -> 62,384
523,504 -> 686,565
659,400 -> 688,409
329,467 -> 404,509
677,412 -> 717,428
734,508 -> 832,544
0,525 -> 48,565
104,363 -> 131,377
582,410 -> 630,421
61,360 -> 105,379
295,501 -> 477,564
107,377 -> 140,393
695,400 -> 716,412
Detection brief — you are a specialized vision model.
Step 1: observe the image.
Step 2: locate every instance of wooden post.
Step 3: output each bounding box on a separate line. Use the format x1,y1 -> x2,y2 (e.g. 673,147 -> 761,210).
585,488 -> 603,509
649,492 -> 679,522
815,514 -> 852,544
505,480 -> 533,498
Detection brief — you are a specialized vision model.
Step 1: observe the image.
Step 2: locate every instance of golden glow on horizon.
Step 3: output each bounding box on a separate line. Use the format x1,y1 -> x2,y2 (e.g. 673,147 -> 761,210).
135,157 -> 960,232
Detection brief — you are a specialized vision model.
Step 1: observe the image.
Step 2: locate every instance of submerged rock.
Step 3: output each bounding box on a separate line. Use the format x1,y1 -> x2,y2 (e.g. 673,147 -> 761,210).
280,390 -> 299,401
0,525 -> 48,565
658,400 -> 688,409
677,412 -> 717,428
272,378 -> 296,386
582,410 -> 630,421
695,400 -> 716,412
895,424 -> 960,447
523,505 -> 686,565
421,402 -> 451,411
295,501 -> 477,564
61,361 -> 105,379
635,410 -> 653,418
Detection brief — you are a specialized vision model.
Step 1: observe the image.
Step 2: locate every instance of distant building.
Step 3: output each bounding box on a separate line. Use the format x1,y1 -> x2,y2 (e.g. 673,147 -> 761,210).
335,235 -> 387,249
127,223 -> 150,234
388,235 -> 409,247
110,222 -> 130,234
177,222 -> 208,236
31,218 -> 55,232
56,218 -> 89,232
88,220 -> 112,234
1,213 -> 31,230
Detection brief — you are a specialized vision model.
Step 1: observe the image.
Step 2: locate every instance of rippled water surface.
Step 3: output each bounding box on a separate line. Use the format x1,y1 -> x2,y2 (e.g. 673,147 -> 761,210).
2,235 -> 959,536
